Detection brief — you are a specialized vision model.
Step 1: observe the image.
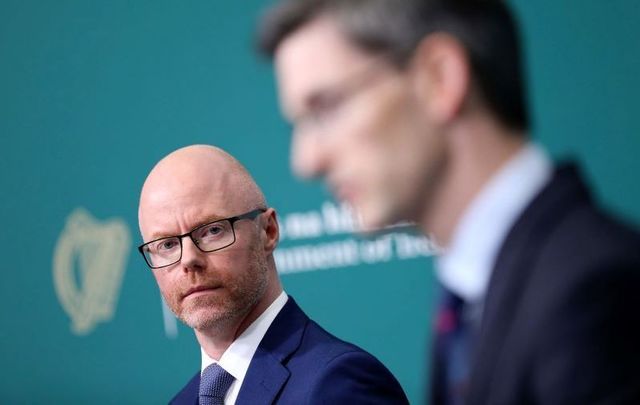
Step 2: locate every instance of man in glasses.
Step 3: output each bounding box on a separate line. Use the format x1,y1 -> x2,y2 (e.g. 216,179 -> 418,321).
257,0 -> 640,404
137,145 -> 408,404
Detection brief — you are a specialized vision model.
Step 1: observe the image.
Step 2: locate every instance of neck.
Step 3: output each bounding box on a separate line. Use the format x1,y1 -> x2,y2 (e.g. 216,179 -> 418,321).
419,115 -> 527,248
194,268 -> 283,360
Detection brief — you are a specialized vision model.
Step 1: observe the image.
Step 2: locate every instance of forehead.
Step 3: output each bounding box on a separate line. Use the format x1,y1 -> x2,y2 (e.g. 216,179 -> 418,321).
274,16 -> 376,115
139,170 -> 242,237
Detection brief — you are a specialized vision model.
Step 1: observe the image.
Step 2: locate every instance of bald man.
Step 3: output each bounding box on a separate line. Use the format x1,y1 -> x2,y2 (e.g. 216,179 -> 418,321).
137,145 -> 408,405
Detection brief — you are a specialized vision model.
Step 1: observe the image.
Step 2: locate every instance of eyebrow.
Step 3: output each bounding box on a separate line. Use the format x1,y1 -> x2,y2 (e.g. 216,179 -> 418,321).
146,215 -> 227,241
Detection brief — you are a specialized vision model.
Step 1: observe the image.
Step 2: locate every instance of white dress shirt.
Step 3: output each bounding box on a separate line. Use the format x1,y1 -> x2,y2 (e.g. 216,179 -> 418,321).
200,291 -> 288,404
436,143 -> 552,305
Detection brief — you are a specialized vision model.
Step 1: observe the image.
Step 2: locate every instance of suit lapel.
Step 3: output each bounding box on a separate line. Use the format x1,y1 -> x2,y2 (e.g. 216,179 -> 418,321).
235,297 -> 308,405
467,164 -> 592,402
169,372 -> 199,405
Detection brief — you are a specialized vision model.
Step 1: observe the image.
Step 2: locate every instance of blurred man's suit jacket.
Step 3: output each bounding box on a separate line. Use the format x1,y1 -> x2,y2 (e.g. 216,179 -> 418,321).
466,164 -> 640,404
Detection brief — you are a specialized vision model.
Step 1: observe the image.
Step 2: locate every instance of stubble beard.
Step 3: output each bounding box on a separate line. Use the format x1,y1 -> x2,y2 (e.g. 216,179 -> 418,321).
166,247 -> 269,333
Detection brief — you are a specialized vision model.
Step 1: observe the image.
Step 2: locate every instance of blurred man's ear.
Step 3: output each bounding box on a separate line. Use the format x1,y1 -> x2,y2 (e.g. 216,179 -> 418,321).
262,208 -> 280,253
410,33 -> 471,125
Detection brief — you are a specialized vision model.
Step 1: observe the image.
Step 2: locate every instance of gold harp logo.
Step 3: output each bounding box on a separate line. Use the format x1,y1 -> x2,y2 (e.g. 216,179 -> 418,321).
53,208 -> 131,335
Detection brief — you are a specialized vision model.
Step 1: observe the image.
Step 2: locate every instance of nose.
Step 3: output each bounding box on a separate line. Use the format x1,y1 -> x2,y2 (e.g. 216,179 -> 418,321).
290,130 -> 328,179
180,236 -> 206,272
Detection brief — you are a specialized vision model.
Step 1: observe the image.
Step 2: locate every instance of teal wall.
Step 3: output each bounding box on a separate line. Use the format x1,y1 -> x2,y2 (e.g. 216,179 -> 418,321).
0,1 -> 638,403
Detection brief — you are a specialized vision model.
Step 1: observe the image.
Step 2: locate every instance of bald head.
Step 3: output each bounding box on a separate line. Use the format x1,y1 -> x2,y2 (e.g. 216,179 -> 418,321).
138,145 -> 283,342
139,145 -> 267,240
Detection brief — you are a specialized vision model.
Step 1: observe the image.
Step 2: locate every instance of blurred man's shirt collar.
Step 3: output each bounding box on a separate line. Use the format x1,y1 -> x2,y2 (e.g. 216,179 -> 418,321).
200,291 -> 288,404
436,143 -> 552,303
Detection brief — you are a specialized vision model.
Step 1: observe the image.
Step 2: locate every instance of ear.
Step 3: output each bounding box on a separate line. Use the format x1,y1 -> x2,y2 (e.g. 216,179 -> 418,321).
410,33 -> 471,124
261,208 -> 280,254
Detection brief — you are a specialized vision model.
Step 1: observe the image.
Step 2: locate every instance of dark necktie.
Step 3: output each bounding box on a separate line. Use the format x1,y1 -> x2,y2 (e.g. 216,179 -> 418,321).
431,287 -> 476,405
199,363 -> 235,405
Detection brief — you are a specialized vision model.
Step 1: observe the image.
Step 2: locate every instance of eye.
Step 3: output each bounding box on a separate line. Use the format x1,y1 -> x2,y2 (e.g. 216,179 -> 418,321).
153,238 -> 179,253
307,93 -> 343,124
197,222 -> 228,241
297,91 -> 346,131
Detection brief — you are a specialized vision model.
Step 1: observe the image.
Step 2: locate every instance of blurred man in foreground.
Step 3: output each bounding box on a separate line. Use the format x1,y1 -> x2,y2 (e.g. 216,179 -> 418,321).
258,0 -> 640,403
137,145 -> 408,404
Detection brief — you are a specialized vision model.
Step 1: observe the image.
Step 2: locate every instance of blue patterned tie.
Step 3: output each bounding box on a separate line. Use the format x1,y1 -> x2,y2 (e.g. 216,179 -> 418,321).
199,364 -> 235,405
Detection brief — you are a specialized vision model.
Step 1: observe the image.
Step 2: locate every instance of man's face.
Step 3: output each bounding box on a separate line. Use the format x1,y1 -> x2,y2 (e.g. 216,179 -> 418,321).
275,17 -> 447,230
139,181 -> 268,332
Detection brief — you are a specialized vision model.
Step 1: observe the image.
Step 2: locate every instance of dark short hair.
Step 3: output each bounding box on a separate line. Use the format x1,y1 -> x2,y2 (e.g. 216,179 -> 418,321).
257,0 -> 529,131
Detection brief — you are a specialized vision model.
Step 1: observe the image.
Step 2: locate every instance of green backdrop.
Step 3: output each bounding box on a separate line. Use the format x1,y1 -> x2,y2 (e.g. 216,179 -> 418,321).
1,1 -> 638,403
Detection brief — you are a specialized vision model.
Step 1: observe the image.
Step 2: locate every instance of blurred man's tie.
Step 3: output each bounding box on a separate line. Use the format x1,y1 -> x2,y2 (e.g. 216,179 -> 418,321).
431,287 -> 476,405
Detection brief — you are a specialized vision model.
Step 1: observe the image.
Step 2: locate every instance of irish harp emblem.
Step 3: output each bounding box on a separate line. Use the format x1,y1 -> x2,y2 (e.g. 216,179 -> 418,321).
53,208 -> 131,335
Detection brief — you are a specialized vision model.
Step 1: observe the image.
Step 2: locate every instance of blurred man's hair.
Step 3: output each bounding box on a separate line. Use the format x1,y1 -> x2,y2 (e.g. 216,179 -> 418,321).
257,0 -> 529,131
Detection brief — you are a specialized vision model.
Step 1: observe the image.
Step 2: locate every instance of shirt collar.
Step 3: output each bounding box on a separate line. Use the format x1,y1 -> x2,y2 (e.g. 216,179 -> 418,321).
200,291 -> 288,384
436,143 -> 552,302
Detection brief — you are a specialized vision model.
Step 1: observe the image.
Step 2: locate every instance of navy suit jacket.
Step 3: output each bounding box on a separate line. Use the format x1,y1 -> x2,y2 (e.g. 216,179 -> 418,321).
461,164 -> 640,404
170,297 -> 409,405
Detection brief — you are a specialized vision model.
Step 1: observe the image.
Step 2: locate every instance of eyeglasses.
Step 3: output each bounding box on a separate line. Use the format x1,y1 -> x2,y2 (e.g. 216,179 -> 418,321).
291,60 -> 394,135
138,208 -> 267,269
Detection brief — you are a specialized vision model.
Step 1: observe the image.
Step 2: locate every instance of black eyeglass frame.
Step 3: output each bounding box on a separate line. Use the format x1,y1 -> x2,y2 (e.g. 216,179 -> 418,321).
138,208 -> 267,269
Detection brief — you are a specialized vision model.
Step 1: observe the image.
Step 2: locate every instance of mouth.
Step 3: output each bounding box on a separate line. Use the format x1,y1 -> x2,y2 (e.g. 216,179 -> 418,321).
182,285 -> 221,300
